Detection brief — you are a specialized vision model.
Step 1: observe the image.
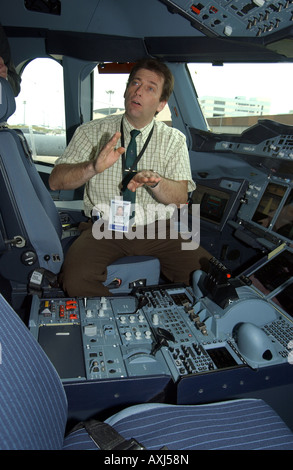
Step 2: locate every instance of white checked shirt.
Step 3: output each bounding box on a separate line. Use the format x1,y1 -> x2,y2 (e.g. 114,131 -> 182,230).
55,113 -> 196,225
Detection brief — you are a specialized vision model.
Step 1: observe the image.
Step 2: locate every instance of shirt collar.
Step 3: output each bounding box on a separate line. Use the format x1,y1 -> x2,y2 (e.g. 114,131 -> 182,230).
123,115 -> 155,143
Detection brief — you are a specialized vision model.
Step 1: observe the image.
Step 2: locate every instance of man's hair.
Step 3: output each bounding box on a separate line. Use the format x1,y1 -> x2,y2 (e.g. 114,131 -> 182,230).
127,59 -> 174,102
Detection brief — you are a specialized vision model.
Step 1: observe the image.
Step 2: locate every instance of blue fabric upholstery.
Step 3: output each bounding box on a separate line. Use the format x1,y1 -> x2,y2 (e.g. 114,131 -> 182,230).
0,78 -> 64,280
1,293 -> 293,450
0,78 -> 61,237
0,127 -> 64,277
106,401 -> 293,450
64,400 -> 293,450
0,295 -> 67,450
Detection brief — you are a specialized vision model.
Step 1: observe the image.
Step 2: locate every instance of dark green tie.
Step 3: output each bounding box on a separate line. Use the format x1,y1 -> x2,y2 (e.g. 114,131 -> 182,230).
123,129 -> 140,204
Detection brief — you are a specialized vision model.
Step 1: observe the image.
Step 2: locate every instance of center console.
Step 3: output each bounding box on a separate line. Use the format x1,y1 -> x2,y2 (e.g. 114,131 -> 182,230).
29,248 -> 293,420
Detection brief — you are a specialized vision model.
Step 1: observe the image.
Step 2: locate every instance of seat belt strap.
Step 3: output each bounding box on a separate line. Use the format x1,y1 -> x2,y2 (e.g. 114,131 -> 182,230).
73,420 -> 147,450
28,268 -> 58,296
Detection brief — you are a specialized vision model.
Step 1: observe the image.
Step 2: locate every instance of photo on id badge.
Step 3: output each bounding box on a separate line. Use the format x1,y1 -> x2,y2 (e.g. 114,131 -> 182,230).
108,199 -> 131,232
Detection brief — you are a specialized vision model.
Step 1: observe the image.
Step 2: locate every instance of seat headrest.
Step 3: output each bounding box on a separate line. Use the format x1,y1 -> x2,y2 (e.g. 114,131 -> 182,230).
0,77 -> 16,122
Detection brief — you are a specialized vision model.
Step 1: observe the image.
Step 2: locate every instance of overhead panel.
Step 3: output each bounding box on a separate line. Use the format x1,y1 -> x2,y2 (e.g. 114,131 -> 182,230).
159,0 -> 293,38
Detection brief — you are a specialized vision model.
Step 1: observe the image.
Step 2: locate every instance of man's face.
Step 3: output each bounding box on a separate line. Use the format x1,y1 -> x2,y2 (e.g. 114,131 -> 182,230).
124,68 -> 167,128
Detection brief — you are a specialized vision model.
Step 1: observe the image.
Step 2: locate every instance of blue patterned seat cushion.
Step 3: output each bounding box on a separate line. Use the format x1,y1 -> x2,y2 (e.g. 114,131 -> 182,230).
0,295 -> 67,450
63,399 -> 293,450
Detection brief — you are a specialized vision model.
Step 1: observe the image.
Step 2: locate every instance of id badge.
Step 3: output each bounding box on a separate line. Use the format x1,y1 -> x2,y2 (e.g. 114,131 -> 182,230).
108,198 -> 131,232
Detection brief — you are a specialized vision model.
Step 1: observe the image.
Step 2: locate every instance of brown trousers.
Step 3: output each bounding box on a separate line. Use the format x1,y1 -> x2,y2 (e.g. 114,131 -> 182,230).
59,220 -> 211,297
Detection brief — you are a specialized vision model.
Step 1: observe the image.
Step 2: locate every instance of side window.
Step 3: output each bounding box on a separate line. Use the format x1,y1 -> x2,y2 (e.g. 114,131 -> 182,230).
189,62 -> 293,134
8,58 -> 66,162
93,66 -> 172,125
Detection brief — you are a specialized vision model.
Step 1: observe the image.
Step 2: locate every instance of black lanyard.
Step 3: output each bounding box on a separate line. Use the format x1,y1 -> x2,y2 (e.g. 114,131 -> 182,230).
120,118 -> 154,174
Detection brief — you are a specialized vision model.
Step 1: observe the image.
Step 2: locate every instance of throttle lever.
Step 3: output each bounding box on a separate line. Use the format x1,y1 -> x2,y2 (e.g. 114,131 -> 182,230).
150,327 -> 175,356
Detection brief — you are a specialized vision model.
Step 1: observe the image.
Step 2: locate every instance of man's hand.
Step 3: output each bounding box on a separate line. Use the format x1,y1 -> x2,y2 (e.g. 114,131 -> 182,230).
49,132 -> 125,191
127,170 -> 161,191
127,170 -> 188,207
93,132 -> 125,173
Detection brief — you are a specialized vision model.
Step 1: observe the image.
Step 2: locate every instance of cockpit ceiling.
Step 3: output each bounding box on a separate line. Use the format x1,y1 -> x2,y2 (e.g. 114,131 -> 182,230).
1,0 -> 293,62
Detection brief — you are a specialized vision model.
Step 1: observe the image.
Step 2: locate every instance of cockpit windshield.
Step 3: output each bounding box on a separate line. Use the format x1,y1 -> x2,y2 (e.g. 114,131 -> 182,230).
188,62 -> 293,135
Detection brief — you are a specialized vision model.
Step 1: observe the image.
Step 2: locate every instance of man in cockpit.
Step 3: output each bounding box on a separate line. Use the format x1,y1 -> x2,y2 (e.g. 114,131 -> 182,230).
49,58 -> 210,297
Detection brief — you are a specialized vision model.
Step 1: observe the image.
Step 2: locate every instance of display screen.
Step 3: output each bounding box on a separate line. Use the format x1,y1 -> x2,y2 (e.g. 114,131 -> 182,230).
249,249 -> 293,295
252,182 -> 287,226
191,184 -> 230,225
206,346 -> 238,369
252,183 -> 293,240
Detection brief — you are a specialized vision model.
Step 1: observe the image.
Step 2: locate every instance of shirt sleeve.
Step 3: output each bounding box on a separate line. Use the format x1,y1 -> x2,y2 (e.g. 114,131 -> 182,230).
54,124 -> 95,166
